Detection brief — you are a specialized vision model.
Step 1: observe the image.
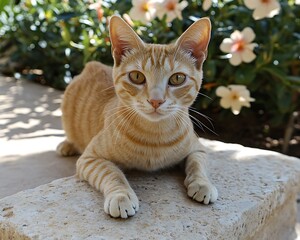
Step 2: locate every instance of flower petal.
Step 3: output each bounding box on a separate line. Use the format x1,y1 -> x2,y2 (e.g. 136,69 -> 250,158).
230,30 -> 242,41
220,38 -> 233,53
202,0 -> 212,11
231,101 -> 243,115
229,53 -> 242,66
220,97 -> 232,109
216,86 -> 230,97
244,0 -> 260,10
241,27 -> 255,43
229,85 -> 247,91
129,7 -> 146,22
241,48 -> 256,63
267,1 -> 280,18
252,5 -> 268,20
246,43 -> 258,51
166,11 -> 178,22
179,0 -> 188,10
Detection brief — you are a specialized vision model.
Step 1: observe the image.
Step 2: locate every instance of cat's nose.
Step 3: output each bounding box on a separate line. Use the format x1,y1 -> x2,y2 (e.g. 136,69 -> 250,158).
148,99 -> 166,109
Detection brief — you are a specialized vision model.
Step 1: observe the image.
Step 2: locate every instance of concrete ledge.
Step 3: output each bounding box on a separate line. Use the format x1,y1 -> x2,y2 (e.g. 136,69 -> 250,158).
1,139 -> 300,239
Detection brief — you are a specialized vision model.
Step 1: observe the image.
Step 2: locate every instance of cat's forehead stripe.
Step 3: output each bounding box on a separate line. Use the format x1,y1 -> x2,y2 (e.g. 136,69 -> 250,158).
144,58 -> 151,71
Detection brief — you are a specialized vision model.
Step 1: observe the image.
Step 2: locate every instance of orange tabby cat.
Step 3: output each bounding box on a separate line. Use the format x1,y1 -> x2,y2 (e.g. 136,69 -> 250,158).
57,16 -> 218,218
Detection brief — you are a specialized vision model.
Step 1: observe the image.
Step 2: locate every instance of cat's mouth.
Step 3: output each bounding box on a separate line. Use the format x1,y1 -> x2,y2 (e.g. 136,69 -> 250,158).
140,109 -> 167,121
148,111 -> 163,116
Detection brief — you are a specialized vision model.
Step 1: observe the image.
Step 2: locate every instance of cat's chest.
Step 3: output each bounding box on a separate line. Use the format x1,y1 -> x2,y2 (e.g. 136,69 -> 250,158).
107,131 -> 192,171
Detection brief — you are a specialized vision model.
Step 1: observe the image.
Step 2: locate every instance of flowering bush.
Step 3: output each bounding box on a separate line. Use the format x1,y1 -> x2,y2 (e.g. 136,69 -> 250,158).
0,0 -> 299,133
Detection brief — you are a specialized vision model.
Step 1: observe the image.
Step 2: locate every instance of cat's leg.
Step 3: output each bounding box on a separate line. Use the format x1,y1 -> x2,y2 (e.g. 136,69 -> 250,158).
56,139 -> 80,157
76,151 -> 139,218
184,150 -> 218,204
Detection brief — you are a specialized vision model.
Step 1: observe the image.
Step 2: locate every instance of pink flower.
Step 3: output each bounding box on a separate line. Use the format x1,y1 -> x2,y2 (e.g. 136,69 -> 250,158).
244,0 -> 281,20
202,0 -> 212,11
156,0 -> 188,23
220,27 -> 257,66
129,0 -> 158,24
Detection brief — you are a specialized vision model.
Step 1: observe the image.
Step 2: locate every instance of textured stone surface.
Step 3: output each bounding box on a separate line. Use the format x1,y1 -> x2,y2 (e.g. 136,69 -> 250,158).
1,139 -> 300,240
0,77 -> 76,198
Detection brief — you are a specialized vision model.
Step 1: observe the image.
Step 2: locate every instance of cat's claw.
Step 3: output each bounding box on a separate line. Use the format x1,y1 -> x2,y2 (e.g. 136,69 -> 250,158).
187,180 -> 218,204
104,190 -> 139,218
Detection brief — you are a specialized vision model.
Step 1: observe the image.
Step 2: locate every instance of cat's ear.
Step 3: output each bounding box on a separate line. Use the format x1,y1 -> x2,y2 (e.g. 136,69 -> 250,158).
109,16 -> 144,66
175,18 -> 211,69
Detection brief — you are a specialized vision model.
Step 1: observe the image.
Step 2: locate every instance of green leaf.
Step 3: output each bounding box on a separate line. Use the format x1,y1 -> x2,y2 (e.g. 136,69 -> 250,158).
204,60 -> 216,80
262,66 -> 288,84
276,86 -> 293,114
0,0 -> 12,12
286,76 -> 300,86
234,66 -> 256,85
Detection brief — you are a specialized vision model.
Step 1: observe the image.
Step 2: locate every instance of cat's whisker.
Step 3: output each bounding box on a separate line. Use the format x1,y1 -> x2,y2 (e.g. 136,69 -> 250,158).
111,110 -> 131,145
176,107 -> 217,136
197,92 -> 212,100
112,108 -> 137,146
176,109 -> 204,136
170,114 -> 188,138
188,108 -> 215,130
175,113 -> 199,138
104,105 -> 133,115
101,108 -> 132,135
104,108 -> 132,128
177,106 -> 216,133
189,114 -> 218,136
100,85 -> 115,93
110,108 -> 132,136
189,114 -> 206,133
172,110 -> 194,135
188,107 -> 213,121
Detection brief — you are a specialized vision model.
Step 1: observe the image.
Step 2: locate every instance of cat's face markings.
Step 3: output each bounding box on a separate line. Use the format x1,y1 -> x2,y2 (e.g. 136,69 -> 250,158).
115,60 -> 197,122
110,16 -> 211,122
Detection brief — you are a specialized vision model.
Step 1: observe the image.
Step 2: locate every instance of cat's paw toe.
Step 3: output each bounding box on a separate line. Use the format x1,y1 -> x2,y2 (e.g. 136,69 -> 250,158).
56,140 -> 78,157
104,190 -> 139,218
187,181 -> 218,204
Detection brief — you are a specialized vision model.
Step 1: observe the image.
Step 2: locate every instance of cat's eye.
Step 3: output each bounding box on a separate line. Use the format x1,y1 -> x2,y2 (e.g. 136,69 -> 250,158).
169,73 -> 186,86
128,71 -> 146,85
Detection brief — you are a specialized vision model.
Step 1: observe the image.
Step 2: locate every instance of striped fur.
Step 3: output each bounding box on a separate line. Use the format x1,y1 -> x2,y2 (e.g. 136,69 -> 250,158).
57,16 -> 218,218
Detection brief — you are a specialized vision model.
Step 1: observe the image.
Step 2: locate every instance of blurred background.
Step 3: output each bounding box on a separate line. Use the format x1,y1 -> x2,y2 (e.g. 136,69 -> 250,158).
0,0 -> 299,157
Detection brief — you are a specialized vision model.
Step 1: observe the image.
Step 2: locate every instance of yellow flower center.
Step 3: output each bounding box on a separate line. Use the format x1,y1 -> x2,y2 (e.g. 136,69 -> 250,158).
141,2 -> 149,12
231,92 -> 239,101
231,39 -> 245,53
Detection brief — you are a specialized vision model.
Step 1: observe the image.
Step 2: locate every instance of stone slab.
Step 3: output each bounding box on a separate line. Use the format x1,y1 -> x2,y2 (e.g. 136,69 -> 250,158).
1,139 -> 300,240
0,77 -> 76,198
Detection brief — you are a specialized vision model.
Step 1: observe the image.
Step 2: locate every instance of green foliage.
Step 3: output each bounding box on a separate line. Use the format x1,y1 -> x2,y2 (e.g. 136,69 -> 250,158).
0,0 -> 299,128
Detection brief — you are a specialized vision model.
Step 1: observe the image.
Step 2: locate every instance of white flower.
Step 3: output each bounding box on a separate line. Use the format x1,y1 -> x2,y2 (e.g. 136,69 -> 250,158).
129,0 -> 158,24
202,0 -> 212,11
220,27 -> 257,66
244,0 -> 281,20
123,13 -> 134,26
296,0 -> 300,5
156,0 -> 188,23
88,0 -> 102,10
216,85 -> 255,115
88,1 -> 103,20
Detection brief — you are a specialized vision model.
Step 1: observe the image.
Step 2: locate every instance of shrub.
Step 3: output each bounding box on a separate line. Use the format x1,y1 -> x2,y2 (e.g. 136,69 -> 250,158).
0,0 -> 299,134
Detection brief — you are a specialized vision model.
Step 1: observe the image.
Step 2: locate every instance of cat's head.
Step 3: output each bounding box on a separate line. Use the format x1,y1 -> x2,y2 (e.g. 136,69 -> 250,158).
109,16 -> 211,122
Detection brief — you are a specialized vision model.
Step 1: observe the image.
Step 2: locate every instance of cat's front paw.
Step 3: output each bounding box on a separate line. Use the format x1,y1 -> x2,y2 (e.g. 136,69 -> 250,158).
186,180 -> 218,204
104,190 -> 139,218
